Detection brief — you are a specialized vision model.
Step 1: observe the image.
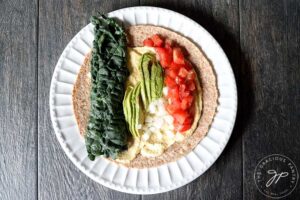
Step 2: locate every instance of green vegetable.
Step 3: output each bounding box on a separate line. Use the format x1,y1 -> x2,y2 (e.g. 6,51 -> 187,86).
85,14 -> 129,160
139,53 -> 164,109
123,86 -> 133,136
150,62 -> 163,101
140,54 -> 151,108
123,83 -> 142,138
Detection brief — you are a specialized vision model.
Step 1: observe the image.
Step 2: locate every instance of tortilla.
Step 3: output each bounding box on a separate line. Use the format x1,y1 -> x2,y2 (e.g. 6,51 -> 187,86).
72,25 -> 218,168
73,54 -> 91,136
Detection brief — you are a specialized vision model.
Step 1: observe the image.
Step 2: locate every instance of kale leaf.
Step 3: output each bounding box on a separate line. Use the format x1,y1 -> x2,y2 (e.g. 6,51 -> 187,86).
85,14 -> 129,160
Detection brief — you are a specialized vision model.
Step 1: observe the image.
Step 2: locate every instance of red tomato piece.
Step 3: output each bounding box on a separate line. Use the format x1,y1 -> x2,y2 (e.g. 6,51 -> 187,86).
182,95 -> 194,108
183,117 -> 193,125
160,59 -> 169,68
166,104 -> 177,114
165,38 -> 173,48
179,124 -> 191,132
167,86 -> 179,98
184,60 -> 193,70
169,62 -> 185,69
181,98 -> 189,110
155,47 -> 172,68
174,117 -> 192,132
165,99 -> 181,114
175,76 -> 184,84
143,38 -> 154,47
187,81 -> 196,91
151,34 -> 164,47
165,45 -> 173,62
171,98 -> 182,110
178,67 -> 189,78
186,70 -> 196,81
179,84 -> 190,99
165,68 -> 179,79
173,110 -> 189,124
181,94 -> 194,110
164,76 -> 177,88
173,47 -> 185,64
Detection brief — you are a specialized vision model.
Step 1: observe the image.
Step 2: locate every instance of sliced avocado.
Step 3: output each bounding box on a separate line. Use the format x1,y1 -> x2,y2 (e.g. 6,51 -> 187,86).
123,86 -> 134,136
154,62 -> 164,99
130,84 -> 138,137
139,56 -> 148,108
123,83 -> 143,138
140,53 -> 157,109
141,54 -> 151,107
132,83 -> 142,137
150,62 -> 157,101
149,62 -> 163,101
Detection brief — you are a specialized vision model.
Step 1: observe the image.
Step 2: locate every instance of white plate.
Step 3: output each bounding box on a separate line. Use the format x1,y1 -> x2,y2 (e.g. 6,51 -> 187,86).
49,6 -> 237,194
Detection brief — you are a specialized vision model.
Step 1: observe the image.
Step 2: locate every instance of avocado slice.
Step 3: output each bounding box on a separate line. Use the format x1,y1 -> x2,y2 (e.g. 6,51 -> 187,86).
123,86 -> 134,136
150,62 -> 163,101
132,83 -> 142,137
140,53 -> 155,109
123,83 -> 143,138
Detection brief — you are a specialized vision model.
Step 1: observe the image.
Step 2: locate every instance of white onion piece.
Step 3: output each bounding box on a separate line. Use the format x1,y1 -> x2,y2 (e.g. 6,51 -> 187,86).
163,87 -> 168,96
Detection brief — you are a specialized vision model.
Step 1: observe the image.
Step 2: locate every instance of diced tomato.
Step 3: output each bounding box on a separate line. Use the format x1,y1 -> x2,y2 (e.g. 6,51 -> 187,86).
186,70 -> 196,81
167,86 -> 179,99
165,68 -> 179,79
160,59 -> 169,68
143,38 -> 154,47
181,96 -> 191,110
178,67 -> 189,78
181,98 -> 189,110
174,117 -> 192,132
184,60 -> 193,70
182,95 -> 194,108
165,99 -> 181,114
179,84 -> 186,92
180,124 -> 191,132
173,110 -> 189,124
158,37 -> 197,132
173,48 -> 185,65
164,76 -> 177,88
183,117 -> 193,125
151,34 -> 164,47
187,81 -> 196,91
175,76 -> 184,84
166,104 -> 177,114
155,47 -> 165,57
165,38 -> 173,48
169,62 -> 185,69
179,84 -> 190,99
165,45 -> 173,62
171,98 -> 181,109
156,47 -> 172,68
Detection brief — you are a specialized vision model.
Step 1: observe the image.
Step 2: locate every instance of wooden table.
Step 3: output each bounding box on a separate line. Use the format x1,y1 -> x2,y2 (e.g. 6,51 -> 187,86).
1,0 -> 299,199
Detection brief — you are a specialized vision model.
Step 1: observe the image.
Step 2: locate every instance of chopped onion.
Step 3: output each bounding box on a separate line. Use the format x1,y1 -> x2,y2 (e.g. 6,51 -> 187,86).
136,124 -> 142,130
163,87 -> 168,96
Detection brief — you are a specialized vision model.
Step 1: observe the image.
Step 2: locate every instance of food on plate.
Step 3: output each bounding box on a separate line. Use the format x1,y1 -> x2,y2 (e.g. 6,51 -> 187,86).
85,15 -> 129,160
72,14 -> 218,168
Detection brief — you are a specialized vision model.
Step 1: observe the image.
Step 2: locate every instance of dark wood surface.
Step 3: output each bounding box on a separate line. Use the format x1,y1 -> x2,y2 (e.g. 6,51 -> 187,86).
0,0 -> 299,199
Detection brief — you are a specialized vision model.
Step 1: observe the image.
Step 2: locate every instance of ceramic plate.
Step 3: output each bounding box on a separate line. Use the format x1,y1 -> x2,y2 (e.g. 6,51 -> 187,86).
49,6 -> 237,194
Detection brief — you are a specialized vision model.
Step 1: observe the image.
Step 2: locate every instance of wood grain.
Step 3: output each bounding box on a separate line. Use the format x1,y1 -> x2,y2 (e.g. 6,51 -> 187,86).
240,0 -> 300,199
139,0 -> 242,199
37,0 -> 141,200
0,0 -> 38,199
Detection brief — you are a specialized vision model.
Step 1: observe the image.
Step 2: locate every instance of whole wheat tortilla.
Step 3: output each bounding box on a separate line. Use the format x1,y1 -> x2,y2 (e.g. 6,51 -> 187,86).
72,25 -> 218,168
